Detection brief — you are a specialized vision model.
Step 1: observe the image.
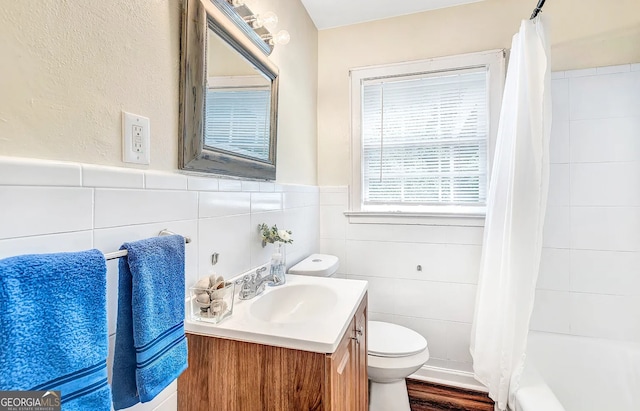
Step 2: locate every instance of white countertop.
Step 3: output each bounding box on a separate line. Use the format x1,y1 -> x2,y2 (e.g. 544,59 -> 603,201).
185,274 -> 368,354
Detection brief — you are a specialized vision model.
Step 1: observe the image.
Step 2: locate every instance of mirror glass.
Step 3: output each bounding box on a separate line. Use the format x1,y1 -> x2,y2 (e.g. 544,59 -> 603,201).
205,29 -> 272,161
179,0 -> 279,180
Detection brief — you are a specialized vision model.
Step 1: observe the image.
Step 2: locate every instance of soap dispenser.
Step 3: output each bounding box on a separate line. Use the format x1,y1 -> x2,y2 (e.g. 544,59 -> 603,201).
268,246 -> 286,286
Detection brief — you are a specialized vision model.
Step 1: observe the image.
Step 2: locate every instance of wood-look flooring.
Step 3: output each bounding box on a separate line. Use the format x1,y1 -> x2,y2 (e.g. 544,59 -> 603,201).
407,379 -> 495,411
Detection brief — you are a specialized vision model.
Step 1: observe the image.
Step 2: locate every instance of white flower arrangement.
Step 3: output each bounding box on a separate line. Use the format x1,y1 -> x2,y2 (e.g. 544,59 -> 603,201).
258,223 -> 293,247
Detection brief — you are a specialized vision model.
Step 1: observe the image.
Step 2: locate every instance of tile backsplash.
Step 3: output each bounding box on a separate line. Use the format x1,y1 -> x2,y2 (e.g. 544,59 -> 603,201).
0,158 -> 319,411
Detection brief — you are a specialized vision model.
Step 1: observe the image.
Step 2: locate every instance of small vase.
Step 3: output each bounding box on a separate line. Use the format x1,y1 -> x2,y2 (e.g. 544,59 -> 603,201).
269,241 -> 286,286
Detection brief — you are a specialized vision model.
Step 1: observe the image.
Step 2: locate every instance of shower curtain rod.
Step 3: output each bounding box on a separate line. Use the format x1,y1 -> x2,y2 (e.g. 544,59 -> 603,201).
530,0 -> 546,19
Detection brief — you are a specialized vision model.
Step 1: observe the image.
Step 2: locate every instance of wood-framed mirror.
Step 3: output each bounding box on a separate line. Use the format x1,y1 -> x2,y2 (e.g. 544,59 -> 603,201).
179,0 -> 279,180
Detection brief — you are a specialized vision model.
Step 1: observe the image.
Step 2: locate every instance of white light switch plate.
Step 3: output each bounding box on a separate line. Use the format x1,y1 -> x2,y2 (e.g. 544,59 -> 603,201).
122,111 -> 150,165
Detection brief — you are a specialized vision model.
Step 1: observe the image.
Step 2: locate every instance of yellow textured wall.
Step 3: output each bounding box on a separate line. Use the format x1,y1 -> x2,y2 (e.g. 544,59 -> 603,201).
0,0 -> 318,184
317,0 -> 640,185
244,0 -> 319,184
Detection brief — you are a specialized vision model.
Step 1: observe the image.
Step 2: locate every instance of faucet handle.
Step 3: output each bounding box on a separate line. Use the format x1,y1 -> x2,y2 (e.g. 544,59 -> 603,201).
236,274 -> 252,287
255,266 -> 267,279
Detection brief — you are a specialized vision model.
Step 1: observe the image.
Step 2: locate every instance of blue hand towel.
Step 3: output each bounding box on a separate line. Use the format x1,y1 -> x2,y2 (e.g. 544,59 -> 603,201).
112,235 -> 188,410
0,249 -> 111,411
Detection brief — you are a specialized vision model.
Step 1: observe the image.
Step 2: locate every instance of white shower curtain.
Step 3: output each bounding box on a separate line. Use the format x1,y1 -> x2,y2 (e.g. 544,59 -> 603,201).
470,17 -> 551,411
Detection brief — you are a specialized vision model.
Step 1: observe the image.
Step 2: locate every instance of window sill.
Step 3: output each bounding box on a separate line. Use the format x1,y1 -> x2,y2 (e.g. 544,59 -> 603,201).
344,210 -> 486,227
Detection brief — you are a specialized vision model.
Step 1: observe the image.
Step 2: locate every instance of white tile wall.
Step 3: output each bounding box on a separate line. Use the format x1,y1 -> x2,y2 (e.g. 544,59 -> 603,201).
550,120 -> 570,164
570,250 -> 640,296
144,171 -> 188,190
0,186 -> 94,239
187,176 -> 219,191
570,207 -> 640,251
319,205 -> 347,239
241,181 -> 261,192
320,64 -> 640,374
542,206 -> 571,248
250,211 -> 285,267
218,178 -> 242,191
94,189 -> 199,229
250,192 -> 282,213
282,202 -> 320,265
444,322 -> 474,363
319,185 -> 482,370
199,214 -> 252,278
530,290 -> 571,334
199,192 -> 251,218
534,65 -> 640,344
570,117 -> 640,163
537,248 -> 570,291
0,157 -> 320,411
571,162 -> 640,206
0,156 -> 82,186
548,164 -> 570,206
0,231 -> 93,257
569,293 -> 640,342
570,71 -> 640,120
83,164 -> 145,188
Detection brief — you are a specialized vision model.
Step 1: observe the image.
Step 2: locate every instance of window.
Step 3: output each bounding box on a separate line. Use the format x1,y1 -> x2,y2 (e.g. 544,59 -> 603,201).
349,50 -> 504,223
205,87 -> 271,161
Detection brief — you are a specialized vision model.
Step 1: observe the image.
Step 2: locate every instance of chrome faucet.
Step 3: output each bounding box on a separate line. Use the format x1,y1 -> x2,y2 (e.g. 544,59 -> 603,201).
236,266 -> 272,300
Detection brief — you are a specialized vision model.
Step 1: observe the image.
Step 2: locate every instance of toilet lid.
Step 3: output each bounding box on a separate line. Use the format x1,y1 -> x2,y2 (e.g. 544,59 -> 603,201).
368,321 -> 427,358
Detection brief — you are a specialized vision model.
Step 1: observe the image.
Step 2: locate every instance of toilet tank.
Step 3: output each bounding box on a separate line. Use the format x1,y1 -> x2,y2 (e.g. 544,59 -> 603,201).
288,254 -> 339,277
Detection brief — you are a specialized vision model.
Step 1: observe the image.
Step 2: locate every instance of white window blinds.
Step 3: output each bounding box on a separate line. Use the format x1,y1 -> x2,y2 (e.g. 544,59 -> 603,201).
205,87 -> 271,161
361,68 -> 488,207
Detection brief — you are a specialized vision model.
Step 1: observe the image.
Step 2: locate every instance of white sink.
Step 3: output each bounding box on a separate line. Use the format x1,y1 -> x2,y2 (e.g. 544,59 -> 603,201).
250,284 -> 338,324
184,274 -> 368,353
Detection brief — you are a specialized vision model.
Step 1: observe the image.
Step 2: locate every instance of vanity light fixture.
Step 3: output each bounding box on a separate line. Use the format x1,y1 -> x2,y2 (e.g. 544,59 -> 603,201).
261,30 -> 290,46
244,10 -> 278,29
226,0 -> 290,51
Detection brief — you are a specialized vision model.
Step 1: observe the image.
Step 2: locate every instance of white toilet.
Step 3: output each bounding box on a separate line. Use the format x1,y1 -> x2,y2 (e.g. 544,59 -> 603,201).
289,255 -> 430,411
368,321 -> 429,411
288,253 -> 340,277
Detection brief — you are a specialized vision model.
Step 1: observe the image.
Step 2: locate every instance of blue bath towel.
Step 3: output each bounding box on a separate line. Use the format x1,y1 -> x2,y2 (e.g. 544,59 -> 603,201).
0,249 -> 111,411
112,235 -> 188,410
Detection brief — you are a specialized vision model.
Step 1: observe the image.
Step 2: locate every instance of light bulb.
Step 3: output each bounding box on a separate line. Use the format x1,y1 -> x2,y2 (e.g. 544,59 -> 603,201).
254,12 -> 278,30
273,30 -> 290,45
260,11 -> 279,30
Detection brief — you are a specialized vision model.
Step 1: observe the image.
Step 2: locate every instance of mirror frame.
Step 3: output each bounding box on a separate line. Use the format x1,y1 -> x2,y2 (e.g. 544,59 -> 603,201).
179,0 -> 279,180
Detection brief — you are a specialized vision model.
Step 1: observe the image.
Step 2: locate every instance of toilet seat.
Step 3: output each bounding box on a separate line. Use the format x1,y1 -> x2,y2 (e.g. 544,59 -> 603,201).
368,321 -> 428,358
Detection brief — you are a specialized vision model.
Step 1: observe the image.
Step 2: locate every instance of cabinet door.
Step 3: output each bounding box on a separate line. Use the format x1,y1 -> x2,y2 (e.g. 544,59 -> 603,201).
327,318 -> 357,411
354,297 -> 368,411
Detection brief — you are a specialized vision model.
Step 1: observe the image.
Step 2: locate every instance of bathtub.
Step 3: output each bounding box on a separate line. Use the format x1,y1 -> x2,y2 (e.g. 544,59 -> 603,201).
515,331 -> 640,411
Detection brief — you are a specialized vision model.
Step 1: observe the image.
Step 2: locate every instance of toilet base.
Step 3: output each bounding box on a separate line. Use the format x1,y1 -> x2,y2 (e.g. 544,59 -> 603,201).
369,379 -> 411,411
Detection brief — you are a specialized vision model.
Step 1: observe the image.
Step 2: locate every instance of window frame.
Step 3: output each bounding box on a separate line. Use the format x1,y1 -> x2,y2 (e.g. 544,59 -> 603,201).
348,49 -> 505,226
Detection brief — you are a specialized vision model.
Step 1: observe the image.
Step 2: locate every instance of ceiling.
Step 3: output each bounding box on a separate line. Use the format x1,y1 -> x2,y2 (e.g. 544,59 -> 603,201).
300,0 -> 485,30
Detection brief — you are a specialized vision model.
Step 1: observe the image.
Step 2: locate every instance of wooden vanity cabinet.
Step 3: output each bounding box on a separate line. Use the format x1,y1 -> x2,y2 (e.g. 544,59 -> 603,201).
178,293 -> 368,411
354,297 -> 368,410
326,294 -> 368,411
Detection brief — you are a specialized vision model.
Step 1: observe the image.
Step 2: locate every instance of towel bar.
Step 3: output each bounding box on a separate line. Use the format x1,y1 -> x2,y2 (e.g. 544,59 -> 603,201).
104,229 -> 191,261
